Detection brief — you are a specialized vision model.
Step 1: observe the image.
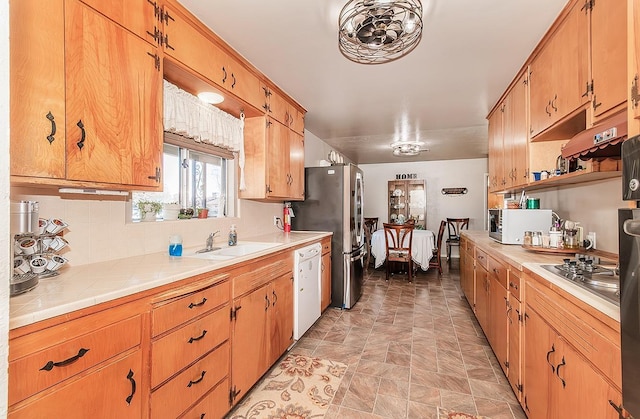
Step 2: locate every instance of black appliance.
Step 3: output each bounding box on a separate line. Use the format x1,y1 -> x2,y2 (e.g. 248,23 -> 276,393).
619,134 -> 640,418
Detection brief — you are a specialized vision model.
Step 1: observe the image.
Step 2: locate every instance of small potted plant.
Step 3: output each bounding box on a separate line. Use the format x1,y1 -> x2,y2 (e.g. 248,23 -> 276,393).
162,202 -> 180,221
136,200 -> 162,222
197,207 -> 209,219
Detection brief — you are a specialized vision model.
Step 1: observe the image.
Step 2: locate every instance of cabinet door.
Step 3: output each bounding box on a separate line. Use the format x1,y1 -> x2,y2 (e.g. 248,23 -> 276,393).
162,5 -> 228,87
267,89 -> 291,126
551,338 -> 619,419
223,56 -> 263,111
529,49 -> 555,138
509,72 -> 529,188
269,274 -> 294,364
65,0 -> 162,187
231,285 -> 270,402
461,249 -> 475,307
321,251 -> 332,311
489,277 -> 508,374
289,130 -> 305,200
487,109 -> 503,192
629,0 -> 640,134
475,266 -> 490,335
266,119 -> 291,198
10,0 -> 66,179
590,0 -> 627,119
507,297 -> 521,400
78,0 -> 158,44
9,351 -> 143,419
289,106 -> 305,135
523,307 -> 555,419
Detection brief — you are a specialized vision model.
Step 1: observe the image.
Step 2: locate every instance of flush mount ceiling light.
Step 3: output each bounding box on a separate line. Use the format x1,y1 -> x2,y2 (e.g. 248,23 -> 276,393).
338,0 -> 423,64
197,91 -> 224,105
391,141 -> 428,156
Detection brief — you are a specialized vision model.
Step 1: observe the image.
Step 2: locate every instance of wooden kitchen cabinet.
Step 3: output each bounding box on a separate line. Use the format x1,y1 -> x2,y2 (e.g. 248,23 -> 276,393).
474,263 -> 490,335
241,116 -> 305,201
590,0 -> 627,121
529,0 -> 589,139
321,238 -> 332,312
459,236 -> 475,307
488,259 -> 508,375
262,84 -> 305,135
8,301 -> 146,417
10,0 -> 162,189
230,254 -> 294,405
507,72 -> 529,188
9,0 -> 66,179
487,106 -> 504,191
507,292 -> 522,401
78,0 -> 159,45
630,0 -> 640,136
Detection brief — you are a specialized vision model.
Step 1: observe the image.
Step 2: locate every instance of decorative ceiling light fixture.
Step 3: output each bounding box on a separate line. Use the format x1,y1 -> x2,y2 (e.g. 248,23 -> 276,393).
338,0 -> 423,64
391,141 -> 428,156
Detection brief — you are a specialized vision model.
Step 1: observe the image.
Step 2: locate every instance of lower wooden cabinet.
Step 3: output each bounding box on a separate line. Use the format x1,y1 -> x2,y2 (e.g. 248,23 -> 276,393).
179,377 -> 230,419
459,237 -> 475,307
321,238 -> 332,311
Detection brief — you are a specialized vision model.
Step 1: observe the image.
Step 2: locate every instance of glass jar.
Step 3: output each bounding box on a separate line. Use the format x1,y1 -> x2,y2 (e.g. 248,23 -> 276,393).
532,231 -> 542,247
523,231 -> 533,246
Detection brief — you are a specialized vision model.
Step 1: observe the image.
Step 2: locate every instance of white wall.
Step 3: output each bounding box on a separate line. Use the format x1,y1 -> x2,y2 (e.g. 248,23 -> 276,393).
360,158 -> 488,253
527,177 -> 625,253
1,0 -> 10,414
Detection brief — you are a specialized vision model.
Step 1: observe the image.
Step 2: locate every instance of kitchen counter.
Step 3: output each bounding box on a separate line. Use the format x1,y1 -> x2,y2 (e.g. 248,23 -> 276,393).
462,230 -> 619,322
9,231 -> 331,330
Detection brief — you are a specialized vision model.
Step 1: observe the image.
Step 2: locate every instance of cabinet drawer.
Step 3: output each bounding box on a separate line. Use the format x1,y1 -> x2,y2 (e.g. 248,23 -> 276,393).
151,306 -> 229,387
9,314 -> 142,405
9,350 -> 143,419
233,257 -> 291,298
151,342 -> 229,419
508,268 -> 522,301
153,279 -> 230,337
475,248 -> 488,270
488,256 -> 508,289
179,377 -> 229,419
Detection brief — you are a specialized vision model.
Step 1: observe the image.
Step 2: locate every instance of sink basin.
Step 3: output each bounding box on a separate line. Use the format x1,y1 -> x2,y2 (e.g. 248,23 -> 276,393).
183,252 -> 234,261
214,242 -> 279,257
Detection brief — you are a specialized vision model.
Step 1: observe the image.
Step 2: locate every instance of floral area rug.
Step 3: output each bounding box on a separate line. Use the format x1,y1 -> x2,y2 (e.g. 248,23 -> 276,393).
227,353 -> 347,419
438,407 -> 492,419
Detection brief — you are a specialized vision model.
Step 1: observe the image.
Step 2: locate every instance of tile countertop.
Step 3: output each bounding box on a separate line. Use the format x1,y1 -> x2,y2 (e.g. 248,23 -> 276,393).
10,231 -> 331,330
462,231 -> 619,322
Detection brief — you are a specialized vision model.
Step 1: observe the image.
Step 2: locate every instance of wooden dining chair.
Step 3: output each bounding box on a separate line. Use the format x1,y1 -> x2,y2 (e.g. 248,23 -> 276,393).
363,218 -> 378,268
429,220 -> 447,275
383,222 -> 415,282
446,217 -> 470,262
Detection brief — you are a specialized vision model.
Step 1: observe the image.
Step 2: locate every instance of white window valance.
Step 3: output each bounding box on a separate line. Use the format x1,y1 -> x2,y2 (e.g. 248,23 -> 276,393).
163,80 -> 246,190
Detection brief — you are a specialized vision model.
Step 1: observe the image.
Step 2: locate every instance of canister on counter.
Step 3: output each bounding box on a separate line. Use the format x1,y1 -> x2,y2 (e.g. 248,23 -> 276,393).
523,231 -> 533,246
532,231 -> 543,246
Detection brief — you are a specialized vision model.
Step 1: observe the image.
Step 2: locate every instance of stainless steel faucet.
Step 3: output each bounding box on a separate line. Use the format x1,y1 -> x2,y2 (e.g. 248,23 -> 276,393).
196,231 -> 220,253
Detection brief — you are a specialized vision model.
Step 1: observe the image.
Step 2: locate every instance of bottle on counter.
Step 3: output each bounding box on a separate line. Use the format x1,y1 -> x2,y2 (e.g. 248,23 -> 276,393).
523,231 -> 533,246
228,224 -> 237,246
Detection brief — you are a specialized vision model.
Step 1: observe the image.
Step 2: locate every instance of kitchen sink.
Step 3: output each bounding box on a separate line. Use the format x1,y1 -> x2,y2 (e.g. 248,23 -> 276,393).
184,242 -> 280,260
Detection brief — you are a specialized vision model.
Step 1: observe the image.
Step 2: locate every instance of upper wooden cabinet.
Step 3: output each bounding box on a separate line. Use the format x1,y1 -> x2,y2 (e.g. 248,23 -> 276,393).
9,0 -> 163,190
529,0 -> 589,139
78,0 -> 159,45
630,0 -> 640,137
262,84 -> 306,135
241,116 -> 305,201
590,0 -> 627,121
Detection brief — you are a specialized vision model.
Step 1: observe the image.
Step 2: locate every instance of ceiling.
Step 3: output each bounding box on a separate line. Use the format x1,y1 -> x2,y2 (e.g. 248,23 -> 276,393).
178,0 -> 568,164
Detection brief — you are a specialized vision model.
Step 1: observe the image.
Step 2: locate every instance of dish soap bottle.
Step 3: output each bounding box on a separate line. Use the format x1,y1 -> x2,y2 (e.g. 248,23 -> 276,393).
228,224 -> 237,246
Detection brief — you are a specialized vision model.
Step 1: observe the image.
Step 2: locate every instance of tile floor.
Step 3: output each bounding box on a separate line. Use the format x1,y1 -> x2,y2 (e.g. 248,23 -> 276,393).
291,261 -> 527,419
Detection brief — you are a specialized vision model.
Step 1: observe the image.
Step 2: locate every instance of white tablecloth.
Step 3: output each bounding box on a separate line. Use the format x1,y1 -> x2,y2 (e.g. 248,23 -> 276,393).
370,229 -> 435,270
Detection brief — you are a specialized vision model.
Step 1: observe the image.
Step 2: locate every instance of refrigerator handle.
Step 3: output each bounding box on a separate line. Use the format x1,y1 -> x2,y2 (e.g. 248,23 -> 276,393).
623,219 -> 640,237
354,173 -> 364,246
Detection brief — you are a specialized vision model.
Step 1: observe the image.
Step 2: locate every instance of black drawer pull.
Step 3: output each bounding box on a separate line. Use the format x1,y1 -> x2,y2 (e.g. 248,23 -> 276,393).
546,344 -> 556,372
40,348 -> 90,371
126,369 -> 136,405
187,370 -> 207,388
188,297 -> 207,309
76,120 -> 85,150
46,111 -> 56,144
188,330 -> 207,344
556,356 -> 566,388
272,290 -> 278,306
509,281 -> 518,290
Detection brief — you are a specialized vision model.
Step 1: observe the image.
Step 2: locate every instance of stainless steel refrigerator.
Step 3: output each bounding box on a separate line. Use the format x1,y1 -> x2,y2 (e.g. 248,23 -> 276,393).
619,135 -> 640,418
292,164 -> 365,309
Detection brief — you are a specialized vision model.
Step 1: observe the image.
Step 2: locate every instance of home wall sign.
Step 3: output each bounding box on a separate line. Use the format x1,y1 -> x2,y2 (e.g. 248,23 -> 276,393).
395,173 -> 418,180
441,187 -> 468,195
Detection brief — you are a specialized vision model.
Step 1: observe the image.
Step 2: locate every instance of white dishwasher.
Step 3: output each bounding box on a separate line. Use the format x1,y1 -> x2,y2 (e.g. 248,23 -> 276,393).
293,243 -> 322,339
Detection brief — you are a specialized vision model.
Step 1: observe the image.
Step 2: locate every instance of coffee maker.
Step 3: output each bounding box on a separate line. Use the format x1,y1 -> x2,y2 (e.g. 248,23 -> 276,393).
11,201 -> 41,295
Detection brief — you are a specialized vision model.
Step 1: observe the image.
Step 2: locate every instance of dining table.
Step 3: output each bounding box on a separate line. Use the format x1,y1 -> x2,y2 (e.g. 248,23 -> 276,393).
370,228 -> 435,270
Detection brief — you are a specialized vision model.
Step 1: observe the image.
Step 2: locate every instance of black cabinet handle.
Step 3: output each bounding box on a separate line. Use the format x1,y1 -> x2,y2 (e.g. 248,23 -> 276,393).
222,67 -> 227,83
187,370 -> 206,387
551,94 -> 558,112
556,356 -> 566,388
546,344 -> 556,372
272,290 -> 278,306
265,294 -> 270,311
76,120 -> 85,150
188,330 -> 207,344
592,96 -> 602,111
147,167 -> 161,182
188,297 -> 207,309
46,111 -> 56,144
581,81 -> 590,97
231,73 -> 236,88
509,281 -> 518,290
40,348 -> 90,371
126,369 -> 136,405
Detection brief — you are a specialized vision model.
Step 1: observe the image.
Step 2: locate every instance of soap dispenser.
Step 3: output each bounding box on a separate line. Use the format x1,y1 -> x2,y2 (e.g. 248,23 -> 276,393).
228,224 -> 237,246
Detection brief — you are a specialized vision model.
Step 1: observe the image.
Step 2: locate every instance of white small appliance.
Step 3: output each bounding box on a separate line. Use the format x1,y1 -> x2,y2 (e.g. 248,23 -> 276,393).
293,243 -> 322,339
488,209 -> 552,244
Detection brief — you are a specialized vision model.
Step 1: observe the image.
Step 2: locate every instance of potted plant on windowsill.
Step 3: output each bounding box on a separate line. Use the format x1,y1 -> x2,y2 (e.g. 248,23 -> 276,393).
162,202 -> 180,221
136,200 -> 162,222
197,208 -> 209,219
